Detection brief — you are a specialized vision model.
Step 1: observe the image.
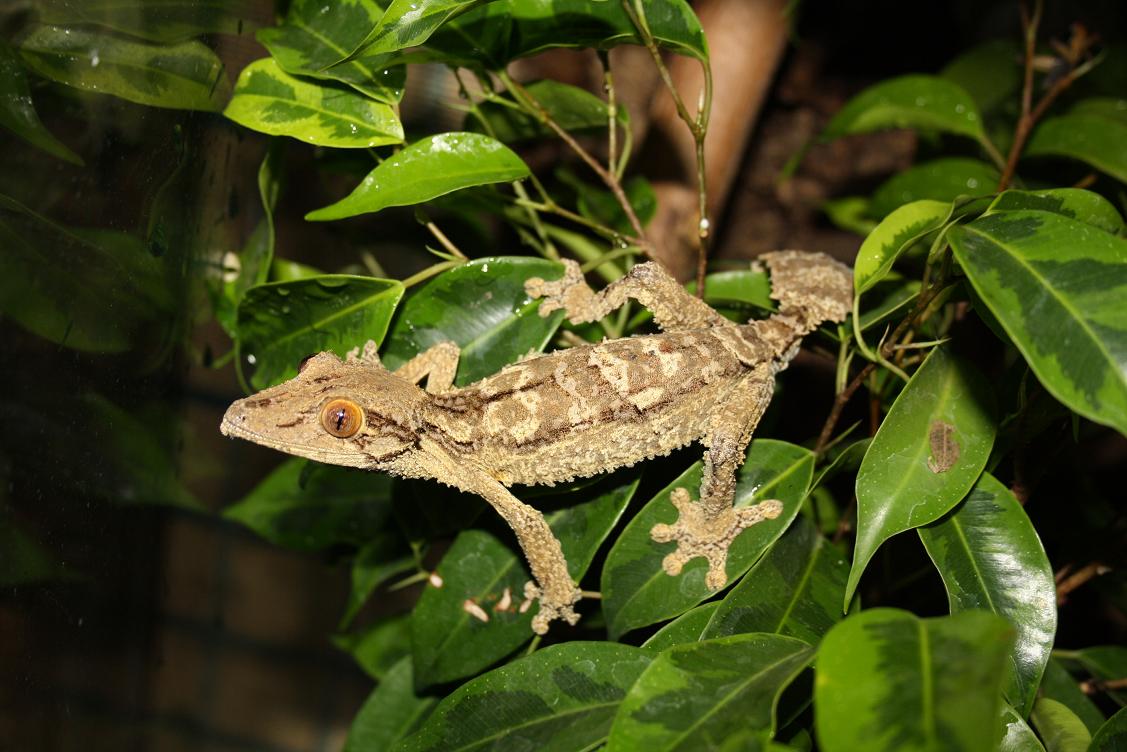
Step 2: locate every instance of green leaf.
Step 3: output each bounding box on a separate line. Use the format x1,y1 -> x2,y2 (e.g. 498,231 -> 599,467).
578,176 -> 656,236
223,458 -> 394,550
334,614 -> 412,680
1090,708 -> 1127,752
822,196 -> 877,236
819,75 -> 986,144
853,199 -> 949,296
948,211 -> 1127,437
1040,659 -> 1108,734
0,195 -> 171,352
641,603 -> 719,652
702,516 -> 849,645
352,0 -> 491,57
396,642 -> 653,752
340,535 -> 416,628
1032,698 -> 1093,752
606,634 -> 814,752
306,133 -> 529,220
257,0 -> 405,103
215,142 -> 283,337
236,274 -> 403,390
1059,647 -> 1127,706
411,475 -> 636,687
847,348 -> 997,606
814,609 -> 1015,752
986,189 -> 1126,237
1025,113 -> 1127,183
869,158 -> 998,218
602,439 -> 815,639
223,58 -> 402,147
345,657 -> 437,752
857,276 -> 922,333
940,40 -> 1022,114
19,25 -> 231,111
382,257 -> 564,386
36,0 -> 259,43
918,473 -> 1056,716
413,0 -> 708,67
1069,98 -> 1127,127
0,40 -> 82,164
1000,703 -> 1048,752
472,79 -> 626,143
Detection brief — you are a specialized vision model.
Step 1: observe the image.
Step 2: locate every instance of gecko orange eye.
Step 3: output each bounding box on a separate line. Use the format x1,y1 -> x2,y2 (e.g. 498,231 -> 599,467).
320,399 -> 363,438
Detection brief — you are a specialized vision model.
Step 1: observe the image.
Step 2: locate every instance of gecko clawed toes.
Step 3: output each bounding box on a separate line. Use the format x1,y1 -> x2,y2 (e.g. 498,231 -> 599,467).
221,251 -> 851,635
524,580 -> 582,635
650,490 -> 785,590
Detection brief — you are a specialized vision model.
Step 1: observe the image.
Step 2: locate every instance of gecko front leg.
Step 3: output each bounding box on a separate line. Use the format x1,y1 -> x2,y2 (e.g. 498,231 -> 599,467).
349,339 -> 461,393
526,259 -> 730,331
650,365 -> 782,589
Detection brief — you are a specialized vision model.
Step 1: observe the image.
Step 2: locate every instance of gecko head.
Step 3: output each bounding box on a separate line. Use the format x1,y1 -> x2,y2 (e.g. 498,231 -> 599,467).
220,351 -> 425,469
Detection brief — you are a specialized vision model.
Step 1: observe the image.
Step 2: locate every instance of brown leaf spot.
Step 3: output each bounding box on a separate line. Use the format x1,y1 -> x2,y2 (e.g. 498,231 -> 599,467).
927,421 -> 959,473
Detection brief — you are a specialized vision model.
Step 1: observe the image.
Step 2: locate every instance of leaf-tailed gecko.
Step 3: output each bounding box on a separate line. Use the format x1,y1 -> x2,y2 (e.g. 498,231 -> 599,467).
220,251 -> 852,634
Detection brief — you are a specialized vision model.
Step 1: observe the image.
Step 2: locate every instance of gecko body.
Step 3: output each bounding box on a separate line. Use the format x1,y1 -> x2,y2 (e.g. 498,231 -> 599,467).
221,250 -> 852,633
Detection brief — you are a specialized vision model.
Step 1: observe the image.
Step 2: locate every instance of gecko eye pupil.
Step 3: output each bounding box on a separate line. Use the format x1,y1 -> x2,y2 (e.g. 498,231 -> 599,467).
320,398 -> 363,438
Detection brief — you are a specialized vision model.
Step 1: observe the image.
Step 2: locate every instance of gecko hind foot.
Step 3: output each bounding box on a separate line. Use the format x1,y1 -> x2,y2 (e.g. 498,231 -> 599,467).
523,580 -> 582,635
650,488 -> 783,590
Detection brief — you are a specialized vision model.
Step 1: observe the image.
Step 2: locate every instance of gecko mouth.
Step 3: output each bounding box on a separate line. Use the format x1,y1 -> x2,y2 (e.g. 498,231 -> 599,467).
219,413 -> 370,466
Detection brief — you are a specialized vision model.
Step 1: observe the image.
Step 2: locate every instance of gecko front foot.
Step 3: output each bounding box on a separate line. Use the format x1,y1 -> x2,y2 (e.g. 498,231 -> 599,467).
524,259 -> 596,321
523,580 -> 582,635
650,488 -> 783,590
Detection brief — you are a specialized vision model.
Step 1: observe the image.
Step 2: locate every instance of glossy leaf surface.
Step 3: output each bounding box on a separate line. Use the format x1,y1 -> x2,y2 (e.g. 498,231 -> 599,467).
19,25 -> 231,111
949,211 -> 1127,437
352,0 -> 490,57
382,257 -> 564,386
853,199 -> 948,295
257,0 -> 405,103
848,348 -> 997,605
224,459 -> 394,550
344,657 -> 437,752
397,642 -> 653,752
607,634 -> 813,752
641,603 -> 719,653
0,40 -> 81,164
411,476 -> 636,687
1040,659 -> 1108,734
1031,698 -> 1092,752
224,58 -> 403,147
36,0 -> 258,43
237,274 -> 403,390
417,0 -> 708,66
820,75 -> 986,143
919,473 -> 1056,715
703,516 -> 849,645
307,133 -> 528,220
1026,113 -> 1127,183
870,158 -> 997,218
603,439 -> 814,639
815,609 -> 1014,752
999,703 -> 1048,752
1090,708 -> 1127,752
986,189 -> 1126,236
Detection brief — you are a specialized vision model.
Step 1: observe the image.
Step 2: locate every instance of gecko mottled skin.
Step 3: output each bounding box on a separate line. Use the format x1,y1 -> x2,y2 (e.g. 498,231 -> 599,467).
220,251 -> 852,633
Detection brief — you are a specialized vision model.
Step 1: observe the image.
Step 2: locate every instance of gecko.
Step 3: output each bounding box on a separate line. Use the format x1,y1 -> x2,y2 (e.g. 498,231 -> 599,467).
220,250 -> 852,634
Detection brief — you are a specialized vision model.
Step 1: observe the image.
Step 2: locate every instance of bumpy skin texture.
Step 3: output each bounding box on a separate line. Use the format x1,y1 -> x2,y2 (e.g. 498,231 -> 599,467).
220,251 -> 852,634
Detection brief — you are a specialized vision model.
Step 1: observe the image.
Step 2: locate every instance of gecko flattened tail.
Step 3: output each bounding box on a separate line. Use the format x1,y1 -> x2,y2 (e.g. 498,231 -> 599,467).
761,250 -> 853,332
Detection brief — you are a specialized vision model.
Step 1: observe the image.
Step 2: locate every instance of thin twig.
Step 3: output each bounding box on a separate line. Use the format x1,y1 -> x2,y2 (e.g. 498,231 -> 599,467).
1056,561 -> 1111,605
1081,677 -> 1127,695
498,71 -> 654,260
998,3 -> 1099,189
621,0 -> 713,296
424,220 -> 468,260
598,50 -> 619,176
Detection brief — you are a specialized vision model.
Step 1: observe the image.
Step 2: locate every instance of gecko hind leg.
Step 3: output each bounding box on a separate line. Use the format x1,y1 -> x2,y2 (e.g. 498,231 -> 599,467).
649,367 -> 782,589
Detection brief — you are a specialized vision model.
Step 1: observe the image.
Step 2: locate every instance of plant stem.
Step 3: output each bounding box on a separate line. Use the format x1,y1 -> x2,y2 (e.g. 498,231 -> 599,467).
1056,561 -> 1111,605
401,259 -> 464,289
622,0 -> 713,295
424,220 -> 468,260
498,70 -> 655,261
